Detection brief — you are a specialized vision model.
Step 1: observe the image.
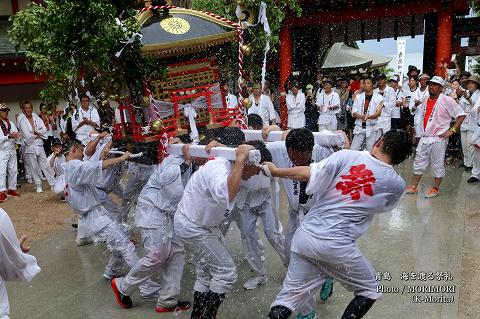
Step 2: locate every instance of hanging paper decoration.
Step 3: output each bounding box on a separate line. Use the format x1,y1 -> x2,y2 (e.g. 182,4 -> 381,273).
257,2 -> 271,91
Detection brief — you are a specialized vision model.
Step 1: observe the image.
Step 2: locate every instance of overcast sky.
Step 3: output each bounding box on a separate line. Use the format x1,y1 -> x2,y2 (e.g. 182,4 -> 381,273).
357,35 -> 424,55
357,35 -> 425,74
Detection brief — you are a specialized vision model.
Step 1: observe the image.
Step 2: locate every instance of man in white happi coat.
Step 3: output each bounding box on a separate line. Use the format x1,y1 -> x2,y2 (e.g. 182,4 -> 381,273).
222,81 -> 239,108
265,128 -> 337,315
457,75 -> 480,171
406,76 -> 465,198
0,104 -> 22,202
0,208 -> 41,319
266,130 -> 412,319
47,138 -> 66,197
286,81 -> 306,129
373,73 -> 396,134
83,132 -> 124,224
71,94 -> 100,144
468,113 -> 480,183
350,77 -> 384,151
111,145 -> 193,313
73,132 -> 123,247
213,138 -> 286,291
410,73 -> 430,141
316,78 -> 340,131
387,75 -> 403,130
248,83 -> 277,126
63,139 -> 160,298
17,101 -> 55,193
174,143 -> 265,319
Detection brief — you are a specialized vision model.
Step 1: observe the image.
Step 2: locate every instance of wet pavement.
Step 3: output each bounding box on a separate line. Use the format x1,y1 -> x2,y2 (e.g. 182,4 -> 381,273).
6,160 -> 480,319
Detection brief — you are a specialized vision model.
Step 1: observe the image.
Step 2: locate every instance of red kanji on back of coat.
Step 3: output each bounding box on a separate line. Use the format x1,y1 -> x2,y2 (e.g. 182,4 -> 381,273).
336,164 -> 376,200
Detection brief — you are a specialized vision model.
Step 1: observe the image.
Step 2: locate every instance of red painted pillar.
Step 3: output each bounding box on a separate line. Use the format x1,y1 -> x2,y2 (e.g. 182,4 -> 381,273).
11,0 -> 19,14
279,23 -> 292,129
435,11 -> 453,77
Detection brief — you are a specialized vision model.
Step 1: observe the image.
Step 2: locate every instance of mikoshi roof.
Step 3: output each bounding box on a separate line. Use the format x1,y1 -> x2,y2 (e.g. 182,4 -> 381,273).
320,42 -> 392,71
138,8 -> 238,58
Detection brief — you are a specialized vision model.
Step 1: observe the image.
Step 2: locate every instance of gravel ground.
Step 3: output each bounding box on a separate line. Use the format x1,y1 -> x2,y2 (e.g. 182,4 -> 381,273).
1,181 -> 74,242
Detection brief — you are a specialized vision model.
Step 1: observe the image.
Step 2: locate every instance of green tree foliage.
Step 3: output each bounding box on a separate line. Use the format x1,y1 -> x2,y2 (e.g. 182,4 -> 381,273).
374,66 -> 395,77
471,0 -> 480,13
9,0 -> 163,104
191,0 -> 301,80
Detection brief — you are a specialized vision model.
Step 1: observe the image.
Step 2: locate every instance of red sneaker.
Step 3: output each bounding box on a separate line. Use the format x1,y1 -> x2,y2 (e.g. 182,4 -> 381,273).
425,188 -> 439,198
0,192 -> 7,202
405,185 -> 418,194
155,301 -> 191,313
7,189 -> 20,197
110,278 -> 132,309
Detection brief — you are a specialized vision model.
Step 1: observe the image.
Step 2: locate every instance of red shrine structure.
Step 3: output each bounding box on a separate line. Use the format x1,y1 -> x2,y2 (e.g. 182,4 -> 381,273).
1,0 -> 479,131
276,0 -> 472,127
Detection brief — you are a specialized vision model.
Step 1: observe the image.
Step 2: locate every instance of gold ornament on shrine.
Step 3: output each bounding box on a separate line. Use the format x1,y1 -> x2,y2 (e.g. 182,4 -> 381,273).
160,17 -> 190,35
242,97 -> 252,109
141,96 -> 150,108
151,119 -> 164,132
241,44 -> 252,56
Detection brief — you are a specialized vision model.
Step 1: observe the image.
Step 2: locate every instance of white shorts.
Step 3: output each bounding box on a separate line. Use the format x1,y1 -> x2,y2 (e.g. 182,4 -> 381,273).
413,138 -> 447,178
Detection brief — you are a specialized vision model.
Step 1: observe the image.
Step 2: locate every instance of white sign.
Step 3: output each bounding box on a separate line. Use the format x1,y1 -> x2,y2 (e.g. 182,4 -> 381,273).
396,39 -> 407,86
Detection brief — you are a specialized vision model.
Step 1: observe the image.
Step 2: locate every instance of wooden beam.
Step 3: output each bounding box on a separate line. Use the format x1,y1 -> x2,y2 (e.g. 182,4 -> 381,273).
0,71 -> 44,85
458,47 -> 480,56
286,0 -> 468,26
454,17 -> 480,37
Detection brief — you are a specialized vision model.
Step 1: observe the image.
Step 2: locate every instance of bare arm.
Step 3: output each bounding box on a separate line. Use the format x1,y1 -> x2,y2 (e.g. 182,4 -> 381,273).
227,158 -> 246,201
452,115 -> 466,131
227,144 -> 252,201
261,124 -> 281,140
352,112 -> 363,120
101,152 -> 130,170
265,162 -> 311,181
367,102 -> 383,120
86,120 -> 99,128
84,132 -> 109,157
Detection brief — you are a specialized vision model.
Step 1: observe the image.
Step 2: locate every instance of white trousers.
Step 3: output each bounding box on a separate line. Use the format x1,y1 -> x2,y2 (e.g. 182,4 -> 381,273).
0,279 -> 9,319
237,198 -> 286,276
0,151 -> 17,192
97,190 -> 123,223
220,207 -> 265,265
116,212 -> 185,308
21,147 -> 32,181
378,116 -> 391,133
413,138 -> 448,178
460,130 -> 474,167
285,209 -> 302,266
121,164 -> 155,222
351,131 -> 380,152
96,222 -> 161,298
179,227 -> 237,294
53,175 -> 65,196
471,146 -> 480,179
24,147 -> 55,188
272,250 -> 381,316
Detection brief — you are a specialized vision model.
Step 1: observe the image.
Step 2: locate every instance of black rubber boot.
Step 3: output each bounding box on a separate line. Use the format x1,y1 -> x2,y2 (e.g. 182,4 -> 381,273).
190,291 -> 208,319
340,296 -> 376,319
203,291 -> 225,319
268,305 -> 292,319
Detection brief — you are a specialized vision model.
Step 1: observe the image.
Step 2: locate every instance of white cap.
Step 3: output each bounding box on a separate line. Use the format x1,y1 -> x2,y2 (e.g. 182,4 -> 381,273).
388,75 -> 400,82
427,76 -> 444,86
